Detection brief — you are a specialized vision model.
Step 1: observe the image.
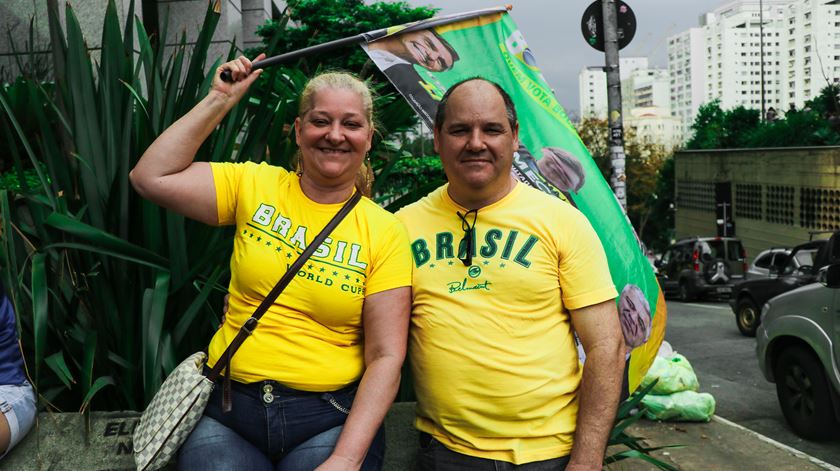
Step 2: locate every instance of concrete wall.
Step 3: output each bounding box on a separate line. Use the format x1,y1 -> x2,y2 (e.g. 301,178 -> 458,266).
675,146 -> 840,261
0,0 -> 280,80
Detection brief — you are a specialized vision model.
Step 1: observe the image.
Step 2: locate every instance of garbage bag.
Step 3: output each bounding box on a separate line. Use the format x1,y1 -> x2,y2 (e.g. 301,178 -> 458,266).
641,390 -> 716,422
640,353 -> 699,395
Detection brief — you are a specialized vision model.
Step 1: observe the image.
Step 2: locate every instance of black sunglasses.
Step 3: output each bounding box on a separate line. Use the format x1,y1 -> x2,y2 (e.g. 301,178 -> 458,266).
456,209 -> 478,266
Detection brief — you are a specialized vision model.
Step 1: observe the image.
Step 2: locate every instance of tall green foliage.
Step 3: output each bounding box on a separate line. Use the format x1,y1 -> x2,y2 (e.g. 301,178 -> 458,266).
0,0 -> 296,411
576,118 -> 674,251
686,85 -> 840,149
247,0 -> 444,210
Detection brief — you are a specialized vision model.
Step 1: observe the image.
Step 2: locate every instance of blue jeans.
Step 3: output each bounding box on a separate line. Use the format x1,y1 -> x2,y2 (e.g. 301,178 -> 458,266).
178,377 -> 384,470
416,433 -> 569,471
0,381 -> 36,459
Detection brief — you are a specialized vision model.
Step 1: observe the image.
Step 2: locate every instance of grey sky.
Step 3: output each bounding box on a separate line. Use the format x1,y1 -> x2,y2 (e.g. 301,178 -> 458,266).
409,0 -> 726,116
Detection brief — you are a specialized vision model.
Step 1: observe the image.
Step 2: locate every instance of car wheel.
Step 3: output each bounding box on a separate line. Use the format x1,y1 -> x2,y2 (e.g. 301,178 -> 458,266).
736,298 -> 760,337
678,281 -> 693,302
774,346 -> 839,440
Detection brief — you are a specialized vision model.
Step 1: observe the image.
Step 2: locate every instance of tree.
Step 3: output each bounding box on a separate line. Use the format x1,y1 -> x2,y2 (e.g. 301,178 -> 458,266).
244,0 -> 441,208
686,84 -> 840,149
576,118 -> 674,251
686,100 -> 725,149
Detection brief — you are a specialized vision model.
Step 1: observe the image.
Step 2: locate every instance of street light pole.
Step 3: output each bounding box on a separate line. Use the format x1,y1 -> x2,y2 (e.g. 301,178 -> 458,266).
759,0 -> 766,121
602,0 -> 627,211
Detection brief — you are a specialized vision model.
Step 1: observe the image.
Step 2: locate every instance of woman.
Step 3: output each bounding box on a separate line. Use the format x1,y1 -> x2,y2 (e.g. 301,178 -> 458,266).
130,55 -> 412,471
0,282 -> 36,461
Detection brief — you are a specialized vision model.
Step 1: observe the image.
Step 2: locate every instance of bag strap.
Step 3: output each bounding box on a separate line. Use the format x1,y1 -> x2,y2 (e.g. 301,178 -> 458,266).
206,191 -> 362,410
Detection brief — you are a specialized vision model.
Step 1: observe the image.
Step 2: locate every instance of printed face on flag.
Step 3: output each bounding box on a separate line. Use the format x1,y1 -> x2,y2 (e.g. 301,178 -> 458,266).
402,30 -> 456,71
371,30 -> 459,72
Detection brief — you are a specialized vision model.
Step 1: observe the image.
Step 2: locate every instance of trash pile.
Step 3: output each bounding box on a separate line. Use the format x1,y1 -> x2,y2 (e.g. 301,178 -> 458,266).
639,341 -> 716,422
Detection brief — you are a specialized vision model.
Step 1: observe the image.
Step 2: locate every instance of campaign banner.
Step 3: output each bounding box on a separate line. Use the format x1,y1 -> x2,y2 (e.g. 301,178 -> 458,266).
362,11 -> 666,392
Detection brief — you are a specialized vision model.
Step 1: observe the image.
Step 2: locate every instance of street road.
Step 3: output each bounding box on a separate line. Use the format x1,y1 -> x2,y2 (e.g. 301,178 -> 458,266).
663,300 -> 840,466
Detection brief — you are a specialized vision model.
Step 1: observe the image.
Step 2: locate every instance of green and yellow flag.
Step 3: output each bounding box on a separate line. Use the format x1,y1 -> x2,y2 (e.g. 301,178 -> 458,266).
362,8 -> 665,392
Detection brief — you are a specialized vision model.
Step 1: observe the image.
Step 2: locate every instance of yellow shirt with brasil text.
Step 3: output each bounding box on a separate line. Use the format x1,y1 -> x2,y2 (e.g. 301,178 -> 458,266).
207,162 -> 411,391
396,182 -> 616,464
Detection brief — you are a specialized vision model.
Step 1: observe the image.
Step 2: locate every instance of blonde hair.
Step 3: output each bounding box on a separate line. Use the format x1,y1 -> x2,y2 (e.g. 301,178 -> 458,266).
294,72 -> 375,197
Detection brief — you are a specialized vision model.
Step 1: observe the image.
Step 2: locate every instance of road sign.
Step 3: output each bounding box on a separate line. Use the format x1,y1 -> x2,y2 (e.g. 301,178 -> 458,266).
581,1 -> 637,52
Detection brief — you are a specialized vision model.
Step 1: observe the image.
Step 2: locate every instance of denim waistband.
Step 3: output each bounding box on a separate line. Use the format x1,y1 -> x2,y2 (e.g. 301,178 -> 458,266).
202,365 -> 358,398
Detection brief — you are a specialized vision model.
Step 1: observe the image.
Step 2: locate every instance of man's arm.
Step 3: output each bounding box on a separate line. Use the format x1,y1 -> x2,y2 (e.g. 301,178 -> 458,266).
567,298 -> 625,471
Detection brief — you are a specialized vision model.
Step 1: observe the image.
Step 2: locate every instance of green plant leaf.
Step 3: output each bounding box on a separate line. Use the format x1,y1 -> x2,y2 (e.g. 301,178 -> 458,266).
31,253 -> 48,382
80,376 -> 115,413
44,213 -> 168,268
45,351 -> 76,389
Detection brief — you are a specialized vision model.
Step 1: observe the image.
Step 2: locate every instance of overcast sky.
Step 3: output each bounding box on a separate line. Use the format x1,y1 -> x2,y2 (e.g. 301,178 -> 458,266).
409,0 -> 726,117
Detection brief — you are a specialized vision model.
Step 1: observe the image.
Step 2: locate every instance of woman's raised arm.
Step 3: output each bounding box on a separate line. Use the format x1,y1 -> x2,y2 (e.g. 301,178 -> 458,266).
129,54 -> 264,225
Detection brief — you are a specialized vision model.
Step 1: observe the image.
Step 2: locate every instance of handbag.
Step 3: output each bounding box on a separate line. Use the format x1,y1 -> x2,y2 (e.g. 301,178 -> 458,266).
133,191 -> 362,471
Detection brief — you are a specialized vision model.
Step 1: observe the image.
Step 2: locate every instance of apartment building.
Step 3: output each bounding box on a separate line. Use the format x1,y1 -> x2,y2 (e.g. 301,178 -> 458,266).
668,0 -> 840,142
668,28 -> 707,138
578,57 -> 654,120
701,0 -> 789,112
780,0 -> 840,109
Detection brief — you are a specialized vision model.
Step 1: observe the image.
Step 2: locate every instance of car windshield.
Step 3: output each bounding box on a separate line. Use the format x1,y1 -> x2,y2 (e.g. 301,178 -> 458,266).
793,249 -> 818,267
782,247 -> 820,274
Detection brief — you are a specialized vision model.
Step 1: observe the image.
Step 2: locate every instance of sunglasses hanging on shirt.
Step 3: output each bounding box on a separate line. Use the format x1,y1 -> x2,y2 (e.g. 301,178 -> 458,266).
456,209 -> 478,267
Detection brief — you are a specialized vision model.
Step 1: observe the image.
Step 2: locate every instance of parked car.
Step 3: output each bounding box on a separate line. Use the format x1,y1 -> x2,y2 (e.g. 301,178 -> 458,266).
655,237 -> 746,301
745,247 -> 791,280
756,243 -> 840,440
730,238 -> 830,336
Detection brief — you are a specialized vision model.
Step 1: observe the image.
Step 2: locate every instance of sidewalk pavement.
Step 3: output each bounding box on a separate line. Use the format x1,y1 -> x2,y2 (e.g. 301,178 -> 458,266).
3,404 -> 838,470
605,415 -> 839,471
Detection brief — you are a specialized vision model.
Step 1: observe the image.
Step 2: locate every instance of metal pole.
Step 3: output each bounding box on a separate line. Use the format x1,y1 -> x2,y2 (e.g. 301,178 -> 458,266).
759,0 -> 766,121
602,0 -> 627,211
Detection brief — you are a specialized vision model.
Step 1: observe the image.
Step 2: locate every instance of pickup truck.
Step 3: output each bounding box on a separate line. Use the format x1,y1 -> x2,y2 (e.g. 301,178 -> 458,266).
730,235 -> 835,336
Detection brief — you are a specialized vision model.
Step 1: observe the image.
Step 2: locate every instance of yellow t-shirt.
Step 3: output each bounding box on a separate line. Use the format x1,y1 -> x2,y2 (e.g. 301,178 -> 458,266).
396,182 -> 616,464
207,161 -> 411,391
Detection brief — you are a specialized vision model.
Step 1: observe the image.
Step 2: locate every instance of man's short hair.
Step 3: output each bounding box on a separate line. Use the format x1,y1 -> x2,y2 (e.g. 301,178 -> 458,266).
434,78 -> 518,131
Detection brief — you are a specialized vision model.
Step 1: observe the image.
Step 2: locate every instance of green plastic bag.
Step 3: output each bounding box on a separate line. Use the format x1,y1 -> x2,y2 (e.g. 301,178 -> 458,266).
641,390 -> 716,422
640,354 -> 699,395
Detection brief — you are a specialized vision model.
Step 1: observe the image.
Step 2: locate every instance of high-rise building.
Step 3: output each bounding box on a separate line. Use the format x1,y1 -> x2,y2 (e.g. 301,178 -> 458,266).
668,27 -> 707,139
669,0 -> 840,142
578,57 -> 652,120
701,0 -> 788,112
780,0 -> 840,110
579,66 -> 609,120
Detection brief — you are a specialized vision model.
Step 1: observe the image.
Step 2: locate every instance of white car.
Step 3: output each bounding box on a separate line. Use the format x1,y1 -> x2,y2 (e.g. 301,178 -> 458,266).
746,248 -> 791,279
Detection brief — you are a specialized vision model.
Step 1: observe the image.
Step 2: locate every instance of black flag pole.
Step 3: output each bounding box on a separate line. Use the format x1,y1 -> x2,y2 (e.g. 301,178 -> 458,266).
219,5 -> 511,83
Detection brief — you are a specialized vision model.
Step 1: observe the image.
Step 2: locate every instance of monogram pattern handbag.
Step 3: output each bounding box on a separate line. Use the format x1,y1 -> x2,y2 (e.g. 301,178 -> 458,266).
133,191 -> 361,471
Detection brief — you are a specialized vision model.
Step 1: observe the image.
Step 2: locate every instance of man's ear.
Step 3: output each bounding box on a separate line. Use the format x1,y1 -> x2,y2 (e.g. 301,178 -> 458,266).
433,127 -> 441,155
511,121 -> 520,150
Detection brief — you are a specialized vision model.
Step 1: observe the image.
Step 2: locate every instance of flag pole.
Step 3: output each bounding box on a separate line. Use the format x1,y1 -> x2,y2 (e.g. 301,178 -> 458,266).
220,5 -> 512,82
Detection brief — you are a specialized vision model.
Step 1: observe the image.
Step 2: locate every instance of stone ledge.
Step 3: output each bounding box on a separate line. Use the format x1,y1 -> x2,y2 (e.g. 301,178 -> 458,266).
3,403 -> 419,470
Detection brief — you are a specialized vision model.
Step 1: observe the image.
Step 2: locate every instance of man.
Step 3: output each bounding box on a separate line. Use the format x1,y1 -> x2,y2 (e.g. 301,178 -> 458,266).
396,78 -> 625,470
